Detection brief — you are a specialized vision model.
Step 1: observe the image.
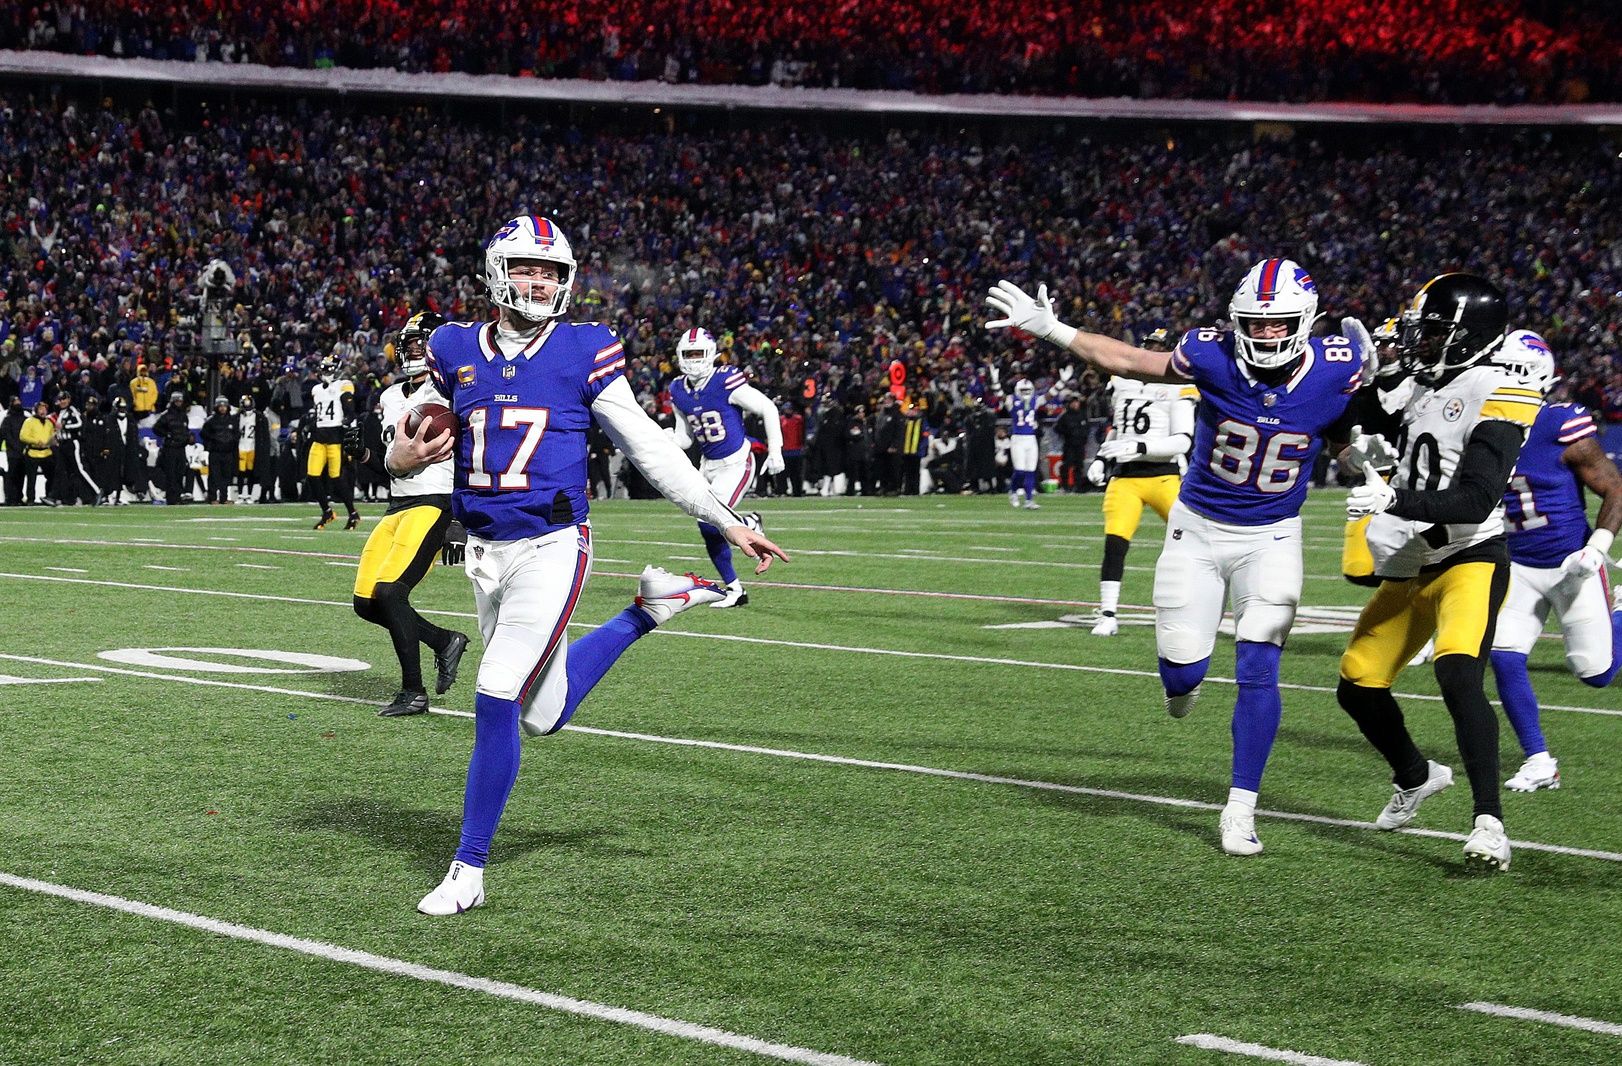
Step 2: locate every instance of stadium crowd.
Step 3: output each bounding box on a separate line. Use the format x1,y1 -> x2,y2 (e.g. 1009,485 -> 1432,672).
2,88 -> 1622,505
2,1 -> 1618,104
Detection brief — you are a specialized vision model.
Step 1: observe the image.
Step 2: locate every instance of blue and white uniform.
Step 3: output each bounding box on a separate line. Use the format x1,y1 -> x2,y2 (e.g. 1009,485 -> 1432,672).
1158,327 -> 1364,662
421,319 -> 741,736
1493,402 -> 1619,746
1007,390 -> 1048,471
670,365 -> 756,506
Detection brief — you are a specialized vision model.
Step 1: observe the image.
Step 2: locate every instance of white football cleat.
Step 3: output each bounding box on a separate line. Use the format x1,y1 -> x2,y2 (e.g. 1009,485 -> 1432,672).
634,566 -> 726,625
1009,493 -> 1020,509
1505,752 -> 1560,792
418,860 -> 485,916
1219,804 -> 1263,856
1090,612 -> 1119,637
1023,499 -> 1041,509
1463,814 -> 1512,872
708,581 -> 749,609
1375,760 -> 1453,830
1165,685 -> 1200,719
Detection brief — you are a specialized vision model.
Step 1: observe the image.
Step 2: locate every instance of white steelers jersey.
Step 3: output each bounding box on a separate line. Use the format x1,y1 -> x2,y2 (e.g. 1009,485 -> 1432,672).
381,380 -> 453,496
310,379 -> 355,430
1107,376 -> 1198,471
1381,363 -> 1539,571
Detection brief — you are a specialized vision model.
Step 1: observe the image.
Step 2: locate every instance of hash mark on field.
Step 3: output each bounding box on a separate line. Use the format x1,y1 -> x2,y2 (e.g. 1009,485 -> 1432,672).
1458,1002 -> 1622,1037
0,871 -> 877,1066
236,563 -> 280,570
45,567 -> 88,573
142,565 -> 188,572
1174,1034 -> 1366,1065
3,651 -> 1620,866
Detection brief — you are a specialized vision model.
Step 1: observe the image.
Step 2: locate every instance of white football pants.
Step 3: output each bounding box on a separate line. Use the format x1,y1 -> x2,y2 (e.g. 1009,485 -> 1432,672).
1153,500 -> 1303,663
465,522 -> 594,736
699,445 -> 756,508
1493,560 -> 1616,677
1009,435 -> 1039,474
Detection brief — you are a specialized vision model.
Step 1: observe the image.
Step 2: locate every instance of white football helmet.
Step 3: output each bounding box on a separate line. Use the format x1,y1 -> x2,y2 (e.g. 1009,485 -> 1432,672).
676,328 -> 718,382
1494,328 -> 1559,394
1229,258 -> 1319,369
484,215 -> 576,320
1013,378 -> 1036,400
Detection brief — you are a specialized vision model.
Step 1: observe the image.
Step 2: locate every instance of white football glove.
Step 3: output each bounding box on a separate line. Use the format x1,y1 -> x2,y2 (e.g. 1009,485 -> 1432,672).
1086,459 -> 1107,486
1097,439 -> 1144,462
1347,465 -> 1396,519
1059,364 -> 1076,386
985,280 -> 1077,348
1340,316 -> 1375,368
763,451 -> 786,476
1557,545 -> 1607,587
1340,424 -> 1398,476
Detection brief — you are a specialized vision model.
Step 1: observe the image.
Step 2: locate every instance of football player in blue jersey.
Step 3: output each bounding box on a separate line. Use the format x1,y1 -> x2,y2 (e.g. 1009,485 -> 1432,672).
1489,330 -> 1622,793
669,327 -> 784,607
988,259 -> 1369,856
388,216 -> 787,915
1001,371 -> 1069,509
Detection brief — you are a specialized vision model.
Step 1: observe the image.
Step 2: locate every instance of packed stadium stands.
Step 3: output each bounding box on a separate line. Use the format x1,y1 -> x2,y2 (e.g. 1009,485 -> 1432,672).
2,1 -> 1618,104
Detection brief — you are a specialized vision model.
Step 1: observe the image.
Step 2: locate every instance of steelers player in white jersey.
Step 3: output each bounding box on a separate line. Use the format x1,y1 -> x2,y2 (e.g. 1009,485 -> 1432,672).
308,354 -> 362,530
1085,328 -> 1197,636
1337,273 -> 1538,872
349,312 -> 470,718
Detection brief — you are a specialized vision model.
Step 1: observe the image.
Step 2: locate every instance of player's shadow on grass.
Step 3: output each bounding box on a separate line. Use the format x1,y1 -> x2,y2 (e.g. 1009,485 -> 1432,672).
292,796 -> 630,873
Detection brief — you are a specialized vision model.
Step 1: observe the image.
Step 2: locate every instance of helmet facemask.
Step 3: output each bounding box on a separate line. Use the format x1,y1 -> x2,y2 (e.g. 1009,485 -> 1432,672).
676,329 -> 718,382
485,217 -> 577,323
1229,258 -> 1319,370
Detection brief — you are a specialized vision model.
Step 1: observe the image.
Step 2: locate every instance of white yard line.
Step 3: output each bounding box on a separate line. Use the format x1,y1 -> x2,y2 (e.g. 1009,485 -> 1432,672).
3,650 -> 1619,866
1457,1002 -> 1622,1038
0,570 -> 1612,718
1174,1034 -> 1367,1065
0,870 -> 876,1066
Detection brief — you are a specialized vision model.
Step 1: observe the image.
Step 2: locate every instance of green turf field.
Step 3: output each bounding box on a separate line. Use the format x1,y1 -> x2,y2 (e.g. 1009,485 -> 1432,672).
0,492 -> 1617,1065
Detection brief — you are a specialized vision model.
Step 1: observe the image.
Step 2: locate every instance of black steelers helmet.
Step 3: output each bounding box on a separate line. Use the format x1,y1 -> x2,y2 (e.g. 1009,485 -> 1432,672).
397,310 -> 445,378
1398,273 -> 1508,384
1141,327 -> 1174,352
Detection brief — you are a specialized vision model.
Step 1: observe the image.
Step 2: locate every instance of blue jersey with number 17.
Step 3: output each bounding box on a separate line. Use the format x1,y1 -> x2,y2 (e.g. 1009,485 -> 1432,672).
425,319 -> 626,541
1170,328 -> 1363,526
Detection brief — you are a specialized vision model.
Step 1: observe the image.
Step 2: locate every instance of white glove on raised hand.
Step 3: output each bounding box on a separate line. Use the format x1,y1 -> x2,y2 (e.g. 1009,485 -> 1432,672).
1097,439 -> 1144,462
985,280 -> 1078,348
1347,465 -> 1396,519
1059,364 -> 1075,386
1340,424 -> 1398,476
1340,316 -> 1375,364
763,451 -> 786,476
1086,459 -> 1107,486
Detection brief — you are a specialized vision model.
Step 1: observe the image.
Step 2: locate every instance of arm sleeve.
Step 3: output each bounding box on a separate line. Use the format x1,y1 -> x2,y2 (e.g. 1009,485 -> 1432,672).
671,407 -> 693,450
591,376 -> 741,529
1389,420 -> 1525,526
728,383 -> 783,452
1139,397 -> 1195,460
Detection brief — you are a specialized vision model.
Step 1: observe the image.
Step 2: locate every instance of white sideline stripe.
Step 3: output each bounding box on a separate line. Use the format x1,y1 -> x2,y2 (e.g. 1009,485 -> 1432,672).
0,570 -> 1614,719
1174,1034 -> 1366,1065
1457,1002 -> 1622,1037
0,871 -> 876,1066
4,651 -> 1620,866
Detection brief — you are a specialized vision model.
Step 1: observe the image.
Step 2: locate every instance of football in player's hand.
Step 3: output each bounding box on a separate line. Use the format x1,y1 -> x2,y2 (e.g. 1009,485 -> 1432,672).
405,403 -> 457,440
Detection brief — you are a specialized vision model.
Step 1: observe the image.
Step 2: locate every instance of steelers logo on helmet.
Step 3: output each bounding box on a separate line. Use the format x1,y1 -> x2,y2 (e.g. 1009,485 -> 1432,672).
396,310 -> 445,379
1229,258 -> 1319,370
676,327 -> 719,382
1491,328 -> 1559,396
1398,272 -> 1508,385
485,215 -> 577,321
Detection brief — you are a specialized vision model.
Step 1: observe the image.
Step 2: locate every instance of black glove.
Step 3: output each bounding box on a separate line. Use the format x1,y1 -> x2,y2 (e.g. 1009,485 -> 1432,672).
441,519 -> 467,566
341,420 -> 363,460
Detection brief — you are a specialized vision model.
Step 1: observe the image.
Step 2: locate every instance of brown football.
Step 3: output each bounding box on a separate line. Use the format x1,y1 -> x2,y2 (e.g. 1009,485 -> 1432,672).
404,402 -> 458,439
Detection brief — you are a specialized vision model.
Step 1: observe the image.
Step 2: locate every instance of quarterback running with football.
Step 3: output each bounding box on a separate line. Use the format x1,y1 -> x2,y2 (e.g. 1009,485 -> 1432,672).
389,216 -> 787,915
668,327 -> 784,608
1489,330 -> 1622,793
349,310 -> 471,719
1086,328 -> 1197,636
988,259 -> 1369,856
1337,274 -> 1535,872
